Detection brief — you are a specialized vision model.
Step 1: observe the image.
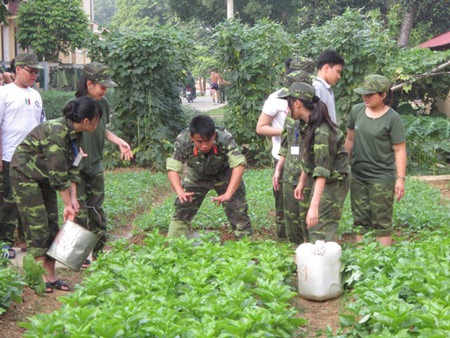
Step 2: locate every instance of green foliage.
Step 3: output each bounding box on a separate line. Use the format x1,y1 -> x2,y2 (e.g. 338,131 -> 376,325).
40,90 -> 75,120
16,0 -> 91,62
20,234 -> 305,336
93,0 -> 116,28
111,0 -> 174,29
339,229 -> 450,336
402,115 -> 450,175
213,19 -> 296,165
88,26 -> 191,170
0,259 -> 26,314
22,254 -> 46,296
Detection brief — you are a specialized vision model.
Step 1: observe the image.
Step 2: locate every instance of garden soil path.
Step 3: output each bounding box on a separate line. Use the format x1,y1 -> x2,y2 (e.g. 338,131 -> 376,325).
1,175 -> 449,338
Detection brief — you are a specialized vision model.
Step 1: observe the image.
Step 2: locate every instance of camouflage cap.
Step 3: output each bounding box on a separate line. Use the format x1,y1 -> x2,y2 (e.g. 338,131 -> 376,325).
354,74 -> 391,95
83,62 -> 117,88
283,70 -> 312,87
278,82 -> 316,101
15,53 -> 42,69
289,56 -> 315,73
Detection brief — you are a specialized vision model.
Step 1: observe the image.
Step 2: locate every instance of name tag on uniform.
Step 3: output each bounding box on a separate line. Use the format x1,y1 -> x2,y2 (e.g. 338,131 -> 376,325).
73,153 -> 83,166
291,146 -> 300,155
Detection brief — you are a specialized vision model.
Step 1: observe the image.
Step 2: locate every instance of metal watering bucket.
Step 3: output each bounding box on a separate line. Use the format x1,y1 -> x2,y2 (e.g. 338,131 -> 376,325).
47,220 -> 98,271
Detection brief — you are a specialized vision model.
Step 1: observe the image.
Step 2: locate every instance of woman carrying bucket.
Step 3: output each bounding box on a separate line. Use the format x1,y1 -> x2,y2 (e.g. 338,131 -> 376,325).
278,82 -> 350,242
10,97 -> 102,293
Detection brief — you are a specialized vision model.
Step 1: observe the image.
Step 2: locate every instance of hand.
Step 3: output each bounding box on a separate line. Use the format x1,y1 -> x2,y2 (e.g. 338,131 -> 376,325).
294,182 -> 305,200
272,172 -> 280,191
177,191 -> 195,204
306,207 -> 319,229
118,140 -> 133,161
395,178 -> 405,201
63,206 -> 76,223
71,199 -> 80,214
211,193 -> 232,206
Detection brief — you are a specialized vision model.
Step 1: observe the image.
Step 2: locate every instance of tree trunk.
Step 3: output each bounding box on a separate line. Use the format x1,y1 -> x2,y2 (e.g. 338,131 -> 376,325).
227,0 -> 234,19
397,4 -> 417,47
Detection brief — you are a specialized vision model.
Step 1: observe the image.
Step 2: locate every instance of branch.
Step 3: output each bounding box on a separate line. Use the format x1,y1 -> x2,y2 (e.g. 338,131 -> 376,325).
391,59 -> 450,91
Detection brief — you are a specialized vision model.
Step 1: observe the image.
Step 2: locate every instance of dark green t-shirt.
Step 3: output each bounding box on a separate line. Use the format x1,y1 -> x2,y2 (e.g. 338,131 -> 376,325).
76,97 -> 110,176
347,103 -> 405,183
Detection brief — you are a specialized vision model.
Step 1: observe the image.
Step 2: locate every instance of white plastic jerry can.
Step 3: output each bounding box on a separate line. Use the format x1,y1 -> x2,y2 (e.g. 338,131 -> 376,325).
295,240 -> 343,301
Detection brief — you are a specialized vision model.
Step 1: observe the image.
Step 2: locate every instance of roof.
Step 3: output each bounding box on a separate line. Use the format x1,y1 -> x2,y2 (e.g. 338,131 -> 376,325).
419,31 -> 450,50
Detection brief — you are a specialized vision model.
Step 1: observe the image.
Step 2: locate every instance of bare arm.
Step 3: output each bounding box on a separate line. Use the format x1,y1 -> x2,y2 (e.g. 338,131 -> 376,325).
212,165 -> 245,205
273,156 -> 285,190
344,128 -> 354,159
394,142 -> 407,201
59,188 -> 76,223
306,177 -> 326,229
256,113 -> 281,137
105,129 -> 133,161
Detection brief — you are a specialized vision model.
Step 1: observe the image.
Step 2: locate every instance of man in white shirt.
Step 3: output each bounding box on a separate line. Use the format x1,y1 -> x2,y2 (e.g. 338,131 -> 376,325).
256,57 -> 314,239
0,53 -> 44,258
312,50 -> 345,124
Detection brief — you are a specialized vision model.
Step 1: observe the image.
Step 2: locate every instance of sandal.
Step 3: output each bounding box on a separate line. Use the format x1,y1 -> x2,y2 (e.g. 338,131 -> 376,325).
48,279 -> 71,292
1,244 -> 16,259
81,259 -> 91,269
44,282 -> 54,294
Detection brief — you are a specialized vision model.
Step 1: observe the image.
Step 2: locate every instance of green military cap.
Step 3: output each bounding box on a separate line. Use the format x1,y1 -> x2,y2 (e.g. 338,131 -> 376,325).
278,82 -> 316,101
289,56 -> 315,73
283,70 -> 312,87
354,74 -> 391,95
83,62 -> 117,87
15,53 -> 43,69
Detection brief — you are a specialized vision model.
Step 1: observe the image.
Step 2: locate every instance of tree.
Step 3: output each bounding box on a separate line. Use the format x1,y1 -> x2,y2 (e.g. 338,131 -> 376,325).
93,0 -> 116,27
16,0 -> 90,61
111,0 -> 173,29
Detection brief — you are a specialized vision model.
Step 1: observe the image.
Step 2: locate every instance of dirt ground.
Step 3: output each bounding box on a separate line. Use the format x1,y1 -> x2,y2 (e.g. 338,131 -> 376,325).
1,178 -> 448,338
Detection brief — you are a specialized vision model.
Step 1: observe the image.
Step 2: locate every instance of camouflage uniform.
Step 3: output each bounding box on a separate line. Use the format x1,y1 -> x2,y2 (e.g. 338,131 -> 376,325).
279,116 -> 310,244
74,98 -> 109,258
301,124 -> 350,242
9,117 -> 81,258
166,128 -> 252,238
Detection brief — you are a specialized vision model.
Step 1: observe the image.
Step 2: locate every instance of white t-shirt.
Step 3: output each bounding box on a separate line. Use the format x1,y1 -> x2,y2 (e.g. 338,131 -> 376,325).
313,77 -> 337,124
0,83 -> 44,162
261,88 -> 288,160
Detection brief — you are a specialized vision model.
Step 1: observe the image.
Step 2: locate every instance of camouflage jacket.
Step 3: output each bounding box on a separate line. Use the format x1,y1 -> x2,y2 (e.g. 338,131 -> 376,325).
302,123 -> 350,181
166,128 -> 246,182
279,116 -> 307,185
10,117 -> 81,191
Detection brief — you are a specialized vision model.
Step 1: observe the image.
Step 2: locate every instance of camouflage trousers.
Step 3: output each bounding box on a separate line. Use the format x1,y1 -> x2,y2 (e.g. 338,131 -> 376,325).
0,161 -> 24,246
283,179 -> 311,245
350,177 -> 395,237
75,171 -> 107,259
307,174 -> 350,242
168,179 -> 253,239
10,168 -> 58,259
272,158 -> 286,238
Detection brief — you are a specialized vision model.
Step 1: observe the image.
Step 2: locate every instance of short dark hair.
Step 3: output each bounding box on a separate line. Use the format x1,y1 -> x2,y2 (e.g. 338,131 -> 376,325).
317,50 -> 345,70
189,115 -> 216,140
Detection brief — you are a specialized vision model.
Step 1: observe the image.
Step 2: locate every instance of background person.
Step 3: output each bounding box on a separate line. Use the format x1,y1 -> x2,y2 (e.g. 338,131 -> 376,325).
73,62 -> 133,266
345,74 -> 406,247
10,97 -> 102,292
0,53 -> 44,259
312,50 -> 345,124
167,114 -> 252,239
257,57 -> 314,239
